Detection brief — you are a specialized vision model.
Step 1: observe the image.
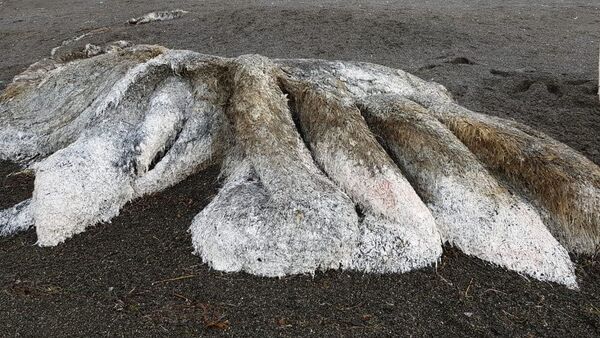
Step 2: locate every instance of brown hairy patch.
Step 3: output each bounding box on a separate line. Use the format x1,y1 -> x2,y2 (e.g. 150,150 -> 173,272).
362,98 -> 473,168
57,51 -> 91,64
444,114 -> 600,253
280,77 -> 390,174
119,47 -> 165,63
359,98 -> 482,201
226,58 -> 300,159
0,82 -> 28,102
57,46 -> 165,64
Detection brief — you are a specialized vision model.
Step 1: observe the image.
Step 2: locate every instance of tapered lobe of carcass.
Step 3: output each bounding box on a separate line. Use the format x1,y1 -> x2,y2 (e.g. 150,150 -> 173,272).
280,78 -> 442,272
441,110 -> 600,254
226,58 -> 302,161
190,55 -> 360,276
359,96 -> 577,288
0,47 -> 166,103
309,59 -> 599,254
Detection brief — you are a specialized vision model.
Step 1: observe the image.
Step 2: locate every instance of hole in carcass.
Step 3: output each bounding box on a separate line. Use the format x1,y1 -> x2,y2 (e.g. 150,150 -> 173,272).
354,204 -> 366,223
142,120 -> 185,174
281,88 -> 311,149
280,85 -> 346,191
147,149 -> 165,172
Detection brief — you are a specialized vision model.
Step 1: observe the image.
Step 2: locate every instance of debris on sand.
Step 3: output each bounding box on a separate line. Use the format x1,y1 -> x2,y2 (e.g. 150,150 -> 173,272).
128,10 -> 189,25
50,27 -> 110,58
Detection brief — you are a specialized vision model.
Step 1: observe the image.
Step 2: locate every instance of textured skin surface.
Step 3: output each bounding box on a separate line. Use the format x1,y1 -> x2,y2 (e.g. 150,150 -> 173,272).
191,55 -> 361,276
360,96 -> 576,287
1,43 -> 598,288
282,80 -> 442,273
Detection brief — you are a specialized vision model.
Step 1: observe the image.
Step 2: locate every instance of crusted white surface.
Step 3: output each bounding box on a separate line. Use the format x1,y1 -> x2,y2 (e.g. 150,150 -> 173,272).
0,47 -> 220,245
190,158 -> 360,276
131,78 -> 191,175
1,44 -> 597,288
430,176 -> 576,288
358,95 -> 577,287
32,132 -> 135,246
337,154 -> 443,273
133,74 -> 227,195
30,75 -> 211,246
190,55 -> 360,276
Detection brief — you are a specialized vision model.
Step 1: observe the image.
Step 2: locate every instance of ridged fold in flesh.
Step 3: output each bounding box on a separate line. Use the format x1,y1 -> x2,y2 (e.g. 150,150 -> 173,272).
281,79 -> 442,273
435,104 -> 600,256
358,95 -> 576,288
1,43 -> 599,289
190,55 -> 360,276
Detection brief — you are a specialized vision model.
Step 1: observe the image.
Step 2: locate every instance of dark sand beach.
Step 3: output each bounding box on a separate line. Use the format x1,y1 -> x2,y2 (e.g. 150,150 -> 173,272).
1,1 -> 599,336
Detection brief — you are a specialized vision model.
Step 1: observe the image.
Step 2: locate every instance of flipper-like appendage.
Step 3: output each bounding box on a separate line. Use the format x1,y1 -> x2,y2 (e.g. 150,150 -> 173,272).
311,58 -> 599,258
435,104 -> 600,255
190,56 -> 360,276
0,45 -> 167,163
360,95 -> 576,287
33,131 -> 136,246
282,79 -> 442,273
1,46 -> 225,245
32,77 -> 195,245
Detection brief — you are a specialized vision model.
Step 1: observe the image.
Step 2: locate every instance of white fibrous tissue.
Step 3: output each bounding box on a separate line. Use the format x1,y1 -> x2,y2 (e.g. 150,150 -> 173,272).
1,43 -> 599,289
